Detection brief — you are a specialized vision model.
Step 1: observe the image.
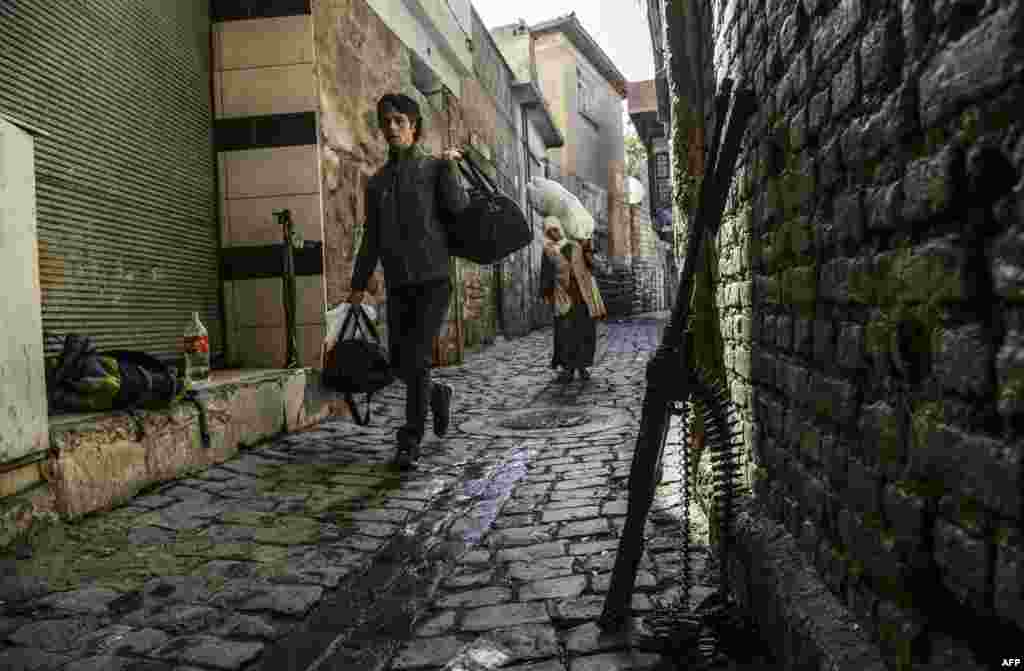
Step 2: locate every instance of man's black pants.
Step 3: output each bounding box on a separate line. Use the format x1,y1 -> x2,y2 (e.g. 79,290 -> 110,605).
386,279 -> 451,445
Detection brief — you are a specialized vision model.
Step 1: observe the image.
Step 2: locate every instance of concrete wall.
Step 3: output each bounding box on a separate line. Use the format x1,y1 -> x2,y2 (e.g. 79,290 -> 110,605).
686,0 -> 1024,667
213,13 -> 325,369
490,25 -> 533,84
0,118 -> 49,465
532,31 -> 629,266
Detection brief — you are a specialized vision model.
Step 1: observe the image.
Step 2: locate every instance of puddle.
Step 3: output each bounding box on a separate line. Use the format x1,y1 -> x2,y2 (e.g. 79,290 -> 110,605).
498,409 -> 594,430
252,443 -> 532,671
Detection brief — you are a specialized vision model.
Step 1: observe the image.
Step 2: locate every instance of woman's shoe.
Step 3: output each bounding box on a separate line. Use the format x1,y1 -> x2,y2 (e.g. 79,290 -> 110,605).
578,368 -> 591,380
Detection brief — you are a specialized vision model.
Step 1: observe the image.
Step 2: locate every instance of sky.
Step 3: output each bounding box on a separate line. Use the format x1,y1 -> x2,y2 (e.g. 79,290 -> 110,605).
471,1 -> 656,84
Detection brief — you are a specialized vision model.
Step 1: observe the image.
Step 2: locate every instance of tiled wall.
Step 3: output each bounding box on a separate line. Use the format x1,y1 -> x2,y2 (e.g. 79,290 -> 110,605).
213,6 -> 325,369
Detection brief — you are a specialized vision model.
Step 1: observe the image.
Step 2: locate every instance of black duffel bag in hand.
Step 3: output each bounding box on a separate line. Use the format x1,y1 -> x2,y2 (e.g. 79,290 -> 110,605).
443,151 -> 531,265
323,304 -> 394,426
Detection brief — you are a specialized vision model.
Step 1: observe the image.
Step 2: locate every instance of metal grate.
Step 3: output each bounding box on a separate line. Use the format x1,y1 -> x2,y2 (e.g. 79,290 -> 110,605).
0,0 -> 220,362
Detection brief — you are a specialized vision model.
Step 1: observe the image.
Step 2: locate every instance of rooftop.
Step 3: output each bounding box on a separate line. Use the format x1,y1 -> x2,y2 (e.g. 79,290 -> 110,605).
528,12 -> 628,97
627,79 -> 658,114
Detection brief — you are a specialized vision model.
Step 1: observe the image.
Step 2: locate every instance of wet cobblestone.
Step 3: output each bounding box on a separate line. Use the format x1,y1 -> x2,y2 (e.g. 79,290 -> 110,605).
0,314 -> 777,670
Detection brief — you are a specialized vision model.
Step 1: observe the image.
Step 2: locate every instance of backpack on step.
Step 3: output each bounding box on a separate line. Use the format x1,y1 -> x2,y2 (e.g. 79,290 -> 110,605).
46,334 -> 183,413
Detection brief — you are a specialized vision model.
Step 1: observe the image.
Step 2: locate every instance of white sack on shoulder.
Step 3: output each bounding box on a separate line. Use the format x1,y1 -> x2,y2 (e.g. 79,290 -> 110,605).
526,176 -> 595,241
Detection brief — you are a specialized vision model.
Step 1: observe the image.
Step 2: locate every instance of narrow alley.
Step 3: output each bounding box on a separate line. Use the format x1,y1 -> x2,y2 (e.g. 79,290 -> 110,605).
0,316 -> 774,671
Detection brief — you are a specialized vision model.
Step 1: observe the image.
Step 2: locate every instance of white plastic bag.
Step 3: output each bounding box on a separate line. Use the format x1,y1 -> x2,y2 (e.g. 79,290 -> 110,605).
526,176 -> 595,241
321,302 -> 377,368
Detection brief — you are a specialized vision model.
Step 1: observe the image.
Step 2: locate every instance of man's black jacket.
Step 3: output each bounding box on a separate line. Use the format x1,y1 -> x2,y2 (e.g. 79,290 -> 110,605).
351,144 -> 469,290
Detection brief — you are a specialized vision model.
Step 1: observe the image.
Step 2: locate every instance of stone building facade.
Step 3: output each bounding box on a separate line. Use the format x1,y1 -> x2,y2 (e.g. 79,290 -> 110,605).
316,0 -> 558,365
651,0 -> 1024,668
493,14 -> 639,317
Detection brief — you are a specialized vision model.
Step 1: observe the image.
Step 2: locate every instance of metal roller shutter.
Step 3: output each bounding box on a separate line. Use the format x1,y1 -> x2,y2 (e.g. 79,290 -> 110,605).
0,0 -> 221,363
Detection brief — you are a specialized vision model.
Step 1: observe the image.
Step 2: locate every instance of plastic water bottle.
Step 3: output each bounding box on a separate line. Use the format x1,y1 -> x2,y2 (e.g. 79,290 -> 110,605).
183,311 -> 210,383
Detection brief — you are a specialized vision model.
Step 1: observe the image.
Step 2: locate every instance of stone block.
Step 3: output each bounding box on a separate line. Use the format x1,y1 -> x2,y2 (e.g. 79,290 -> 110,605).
753,349 -> 777,388
900,0 -> 933,62
898,235 -> 972,303
810,372 -> 858,424
813,319 -> 835,365
858,401 -> 905,479
860,13 -> 901,91
835,190 -> 864,251
781,360 -> 811,402
992,216 -> 1024,302
880,84 -> 920,147
798,426 -> 822,464
799,519 -> 819,559
865,182 -> 902,231
836,322 -> 865,372
817,137 -> 843,191
809,89 -> 830,138
780,3 -> 809,56
282,370 -> 307,431
933,518 -> 992,610
790,107 -> 810,152
845,457 -> 881,516
793,317 -> 813,357
959,432 -> 1019,519
907,418 -> 962,485
763,314 -> 778,346
784,405 -> 807,446
831,52 -> 860,119
45,430 -> 149,519
848,515 -> 907,588
902,145 -> 964,225
800,473 -> 828,526
997,329 -> 1024,418
919,5 -> 1024,128
813,0 -> 864,67
994,532 -> 1024,629
776,314 -> 794,352
882,483 -> 927,551
876,600 -> 925,669
779,52 -> 809,109
934,324 -> 994,397
822,434 -> 849,488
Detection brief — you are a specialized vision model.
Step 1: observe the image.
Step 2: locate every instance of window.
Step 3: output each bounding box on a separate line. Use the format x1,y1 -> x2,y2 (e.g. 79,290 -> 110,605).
577,67 -> 597,122
655,152 -> 670,178
658,177 -> 671,204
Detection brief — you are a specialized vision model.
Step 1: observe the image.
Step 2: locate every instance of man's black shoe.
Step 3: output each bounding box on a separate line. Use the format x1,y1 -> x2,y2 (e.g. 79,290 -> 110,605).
431,382 -> 454,437
394,438 -> 421,470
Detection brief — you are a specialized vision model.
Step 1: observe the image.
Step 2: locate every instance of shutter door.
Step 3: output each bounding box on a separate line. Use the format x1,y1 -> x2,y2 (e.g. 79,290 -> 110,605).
0,0 -> 220,362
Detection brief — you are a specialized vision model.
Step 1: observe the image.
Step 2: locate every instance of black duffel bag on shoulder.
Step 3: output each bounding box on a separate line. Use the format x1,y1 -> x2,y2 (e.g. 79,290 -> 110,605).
322,304 -> 394,426
442,151 -> 531,265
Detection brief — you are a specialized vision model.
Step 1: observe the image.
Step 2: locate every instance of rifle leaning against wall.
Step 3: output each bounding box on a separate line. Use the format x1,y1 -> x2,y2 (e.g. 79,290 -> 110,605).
599,80 -> 757,631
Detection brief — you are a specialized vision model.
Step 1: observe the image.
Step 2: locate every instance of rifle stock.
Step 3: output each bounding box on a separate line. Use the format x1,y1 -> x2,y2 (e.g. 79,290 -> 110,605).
599,85 -> 757,629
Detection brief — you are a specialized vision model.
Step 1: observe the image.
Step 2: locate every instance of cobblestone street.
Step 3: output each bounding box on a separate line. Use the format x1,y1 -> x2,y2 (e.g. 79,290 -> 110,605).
0,315 -> 734,671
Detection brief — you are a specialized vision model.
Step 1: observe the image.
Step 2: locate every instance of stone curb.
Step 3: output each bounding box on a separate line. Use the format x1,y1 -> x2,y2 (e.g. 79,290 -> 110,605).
728,502 -> 886,671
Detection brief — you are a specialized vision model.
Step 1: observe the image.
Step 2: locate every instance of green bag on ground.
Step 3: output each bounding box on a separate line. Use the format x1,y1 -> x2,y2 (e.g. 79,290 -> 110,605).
46,335 -> 183,413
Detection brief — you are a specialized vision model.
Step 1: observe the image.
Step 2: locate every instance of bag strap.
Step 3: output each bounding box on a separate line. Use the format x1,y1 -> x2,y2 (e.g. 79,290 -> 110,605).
352,304 -> 383,344
461,151 -> 499,192
340,305 -> 363,341
345,390 -> 372,426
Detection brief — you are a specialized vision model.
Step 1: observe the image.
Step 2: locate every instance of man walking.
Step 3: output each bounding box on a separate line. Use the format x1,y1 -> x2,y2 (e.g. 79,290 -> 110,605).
348,93 -> 468,468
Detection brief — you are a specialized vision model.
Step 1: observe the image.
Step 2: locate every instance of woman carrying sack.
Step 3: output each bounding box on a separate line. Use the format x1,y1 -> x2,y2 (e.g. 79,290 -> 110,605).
540,218 -> 607,382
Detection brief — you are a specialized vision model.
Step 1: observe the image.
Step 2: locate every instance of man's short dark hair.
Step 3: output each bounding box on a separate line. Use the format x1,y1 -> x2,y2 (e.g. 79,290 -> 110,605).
377,93 -> 423,142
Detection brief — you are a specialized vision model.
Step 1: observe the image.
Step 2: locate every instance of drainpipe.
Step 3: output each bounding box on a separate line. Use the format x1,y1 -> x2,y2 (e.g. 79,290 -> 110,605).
522,104 -> 533,331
